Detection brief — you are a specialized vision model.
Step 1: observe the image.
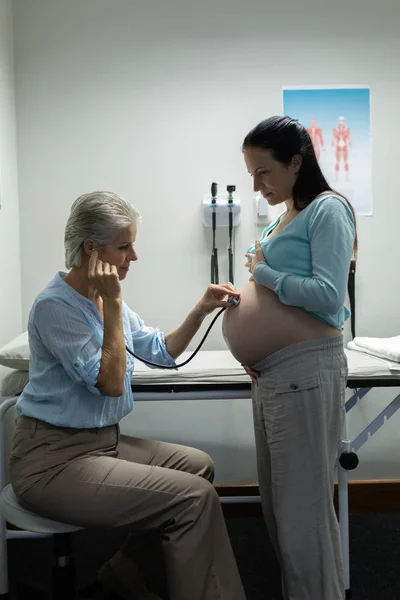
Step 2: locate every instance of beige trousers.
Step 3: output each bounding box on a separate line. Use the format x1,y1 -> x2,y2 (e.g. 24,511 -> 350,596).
252,336 -> 347,600
9,417 -> 247,600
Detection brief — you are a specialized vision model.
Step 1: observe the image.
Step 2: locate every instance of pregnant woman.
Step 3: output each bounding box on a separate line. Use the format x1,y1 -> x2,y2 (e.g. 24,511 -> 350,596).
222,116 -> 356,600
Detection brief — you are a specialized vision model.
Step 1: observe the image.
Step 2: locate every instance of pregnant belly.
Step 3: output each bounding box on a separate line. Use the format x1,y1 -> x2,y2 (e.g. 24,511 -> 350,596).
222,281 -> 339,366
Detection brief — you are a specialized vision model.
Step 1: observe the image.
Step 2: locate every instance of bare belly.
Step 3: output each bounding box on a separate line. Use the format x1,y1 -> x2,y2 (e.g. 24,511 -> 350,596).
222,281 -> 340,367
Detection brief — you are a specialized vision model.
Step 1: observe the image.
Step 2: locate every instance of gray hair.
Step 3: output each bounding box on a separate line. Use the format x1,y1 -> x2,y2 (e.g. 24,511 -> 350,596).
64,191 -> 141,268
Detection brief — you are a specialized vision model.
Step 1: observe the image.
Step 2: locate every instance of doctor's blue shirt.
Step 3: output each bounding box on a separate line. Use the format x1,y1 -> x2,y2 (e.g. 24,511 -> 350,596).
17,272 -> 175,428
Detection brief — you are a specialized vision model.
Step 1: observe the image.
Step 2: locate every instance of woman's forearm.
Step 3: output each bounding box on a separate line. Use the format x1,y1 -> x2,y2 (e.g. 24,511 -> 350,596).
164,305 -> 206,359
97,297 -> 126,397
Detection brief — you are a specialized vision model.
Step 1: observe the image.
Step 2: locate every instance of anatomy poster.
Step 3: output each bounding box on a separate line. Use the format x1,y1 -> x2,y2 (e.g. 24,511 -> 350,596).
282,86 -> 372,216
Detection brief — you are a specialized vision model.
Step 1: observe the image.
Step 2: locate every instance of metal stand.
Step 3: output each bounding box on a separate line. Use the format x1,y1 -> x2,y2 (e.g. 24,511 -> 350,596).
338,418 -> 359,599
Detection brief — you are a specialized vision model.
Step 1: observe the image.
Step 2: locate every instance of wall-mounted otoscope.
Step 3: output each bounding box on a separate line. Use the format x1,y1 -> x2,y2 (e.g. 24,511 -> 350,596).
203,182 -> 241,285
227,184 -> 235,284
211,182 -> 219,284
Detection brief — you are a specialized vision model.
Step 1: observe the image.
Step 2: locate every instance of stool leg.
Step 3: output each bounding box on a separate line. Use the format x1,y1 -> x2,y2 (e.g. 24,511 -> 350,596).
51,534 -> 77,600
0,513 -> 8,597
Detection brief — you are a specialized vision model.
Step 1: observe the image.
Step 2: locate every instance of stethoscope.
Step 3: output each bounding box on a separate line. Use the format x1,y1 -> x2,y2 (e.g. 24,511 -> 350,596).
87,248 -> 240,371
125,295 -> 240,369
135,181 -> 238,370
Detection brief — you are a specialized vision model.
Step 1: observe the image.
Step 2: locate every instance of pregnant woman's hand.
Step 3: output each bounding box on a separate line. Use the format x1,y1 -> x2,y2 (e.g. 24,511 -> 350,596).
245,240 -> 266,274
242,364 -> 260,385
88,250 -> 122,300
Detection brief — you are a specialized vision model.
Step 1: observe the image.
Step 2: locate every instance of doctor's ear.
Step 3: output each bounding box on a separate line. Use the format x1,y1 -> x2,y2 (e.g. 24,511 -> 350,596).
83,239 -> 97,256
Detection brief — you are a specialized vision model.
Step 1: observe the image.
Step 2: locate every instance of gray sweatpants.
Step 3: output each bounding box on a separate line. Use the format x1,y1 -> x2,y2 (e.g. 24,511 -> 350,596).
9,418 -> 246,600
251,336 -> 347,600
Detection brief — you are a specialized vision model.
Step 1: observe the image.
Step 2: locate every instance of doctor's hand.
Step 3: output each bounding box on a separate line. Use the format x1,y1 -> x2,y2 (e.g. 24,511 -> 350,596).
245,240 -> 266,274
195,282 -> 240,316
88,250 -> 121,300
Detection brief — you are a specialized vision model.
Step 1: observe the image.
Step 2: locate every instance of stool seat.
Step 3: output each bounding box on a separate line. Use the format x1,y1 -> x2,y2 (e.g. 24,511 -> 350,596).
0,484 -> 82,534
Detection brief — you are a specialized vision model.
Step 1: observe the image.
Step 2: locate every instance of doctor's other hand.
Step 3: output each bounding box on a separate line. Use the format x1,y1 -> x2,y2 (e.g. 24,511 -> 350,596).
195,282 -> 240,316
88,250 -> 121,300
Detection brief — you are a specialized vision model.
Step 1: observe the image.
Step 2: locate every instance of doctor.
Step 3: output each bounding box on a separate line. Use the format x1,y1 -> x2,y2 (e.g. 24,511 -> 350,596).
9,191 -> 245,600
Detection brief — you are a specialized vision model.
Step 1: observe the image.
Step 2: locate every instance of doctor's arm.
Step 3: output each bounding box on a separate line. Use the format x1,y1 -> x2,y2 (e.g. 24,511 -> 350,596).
129,283 -> 240,365
97,296 -> 126,396
89,252 -> 126,397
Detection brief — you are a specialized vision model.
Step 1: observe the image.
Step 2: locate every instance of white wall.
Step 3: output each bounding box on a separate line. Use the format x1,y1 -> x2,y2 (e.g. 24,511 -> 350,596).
0,0 -> 21,348
14,0 -> 400,342
11,0 -> 400,483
